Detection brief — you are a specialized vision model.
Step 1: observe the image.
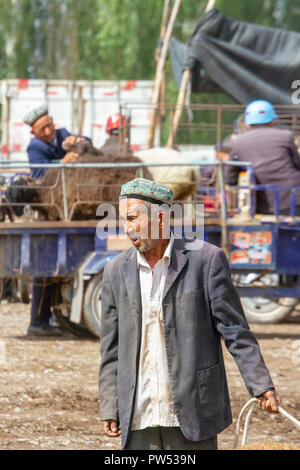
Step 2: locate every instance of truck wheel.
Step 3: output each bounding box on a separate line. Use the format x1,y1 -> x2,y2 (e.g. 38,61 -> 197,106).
241,297 -> 298,323
83,273 -> 102,338
233,273 -> 298,323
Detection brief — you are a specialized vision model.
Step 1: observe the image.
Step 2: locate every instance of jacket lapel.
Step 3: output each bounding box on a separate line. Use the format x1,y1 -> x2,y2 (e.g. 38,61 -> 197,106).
121,249 -> 142,384
121,239 -> 188,308
122,248 -> 142,318
163,238 -> 188,301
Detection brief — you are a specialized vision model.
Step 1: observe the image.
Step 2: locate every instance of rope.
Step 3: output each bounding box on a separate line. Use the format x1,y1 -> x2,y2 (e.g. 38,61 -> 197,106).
233,398 -> 300,449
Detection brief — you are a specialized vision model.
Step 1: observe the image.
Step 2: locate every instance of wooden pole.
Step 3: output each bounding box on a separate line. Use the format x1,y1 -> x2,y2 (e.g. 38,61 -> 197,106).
166,68 -> 191,148
157,0 -> 172,119
146,0 -> 182,148
205,0 -> 217,12
166,0 -> 216,148
160,0 -> 173,39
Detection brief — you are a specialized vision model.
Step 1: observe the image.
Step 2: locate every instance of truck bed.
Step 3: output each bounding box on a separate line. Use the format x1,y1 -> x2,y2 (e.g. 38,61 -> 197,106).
1,216 -> 300,279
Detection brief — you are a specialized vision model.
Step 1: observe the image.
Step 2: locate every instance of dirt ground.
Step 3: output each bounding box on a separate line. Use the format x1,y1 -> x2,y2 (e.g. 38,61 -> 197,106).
0,301 -> 299,451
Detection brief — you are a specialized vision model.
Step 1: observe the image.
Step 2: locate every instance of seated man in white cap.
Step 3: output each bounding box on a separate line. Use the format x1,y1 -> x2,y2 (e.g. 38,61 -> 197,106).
23,105 -> 90,336
23,104 -> 89,179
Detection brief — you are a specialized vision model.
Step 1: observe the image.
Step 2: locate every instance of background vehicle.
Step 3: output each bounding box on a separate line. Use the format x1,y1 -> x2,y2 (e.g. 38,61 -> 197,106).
1,99 -> 300,336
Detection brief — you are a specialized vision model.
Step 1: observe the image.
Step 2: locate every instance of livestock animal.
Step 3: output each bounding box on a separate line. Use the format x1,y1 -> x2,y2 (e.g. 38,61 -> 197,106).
6,140 -> 152,221
0,196 -> 15,222
134,147 -> 200,201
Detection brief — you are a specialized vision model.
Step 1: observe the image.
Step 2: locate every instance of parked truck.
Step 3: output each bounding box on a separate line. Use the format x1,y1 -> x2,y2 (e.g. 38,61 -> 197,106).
1,97 -> 300,336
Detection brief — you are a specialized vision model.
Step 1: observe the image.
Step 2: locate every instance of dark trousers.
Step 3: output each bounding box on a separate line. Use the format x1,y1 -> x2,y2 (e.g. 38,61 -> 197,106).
281,206 -> 300,216
125,427 -> 217,451
30,277 -> 53,327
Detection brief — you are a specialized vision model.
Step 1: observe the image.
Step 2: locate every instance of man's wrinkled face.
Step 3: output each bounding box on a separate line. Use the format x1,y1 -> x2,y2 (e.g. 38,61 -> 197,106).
119,198 -> 160,253
31,114 -> 56,143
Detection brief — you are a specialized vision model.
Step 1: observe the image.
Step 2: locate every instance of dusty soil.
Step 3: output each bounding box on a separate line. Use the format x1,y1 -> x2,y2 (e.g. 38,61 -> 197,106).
0,301 -> 299,451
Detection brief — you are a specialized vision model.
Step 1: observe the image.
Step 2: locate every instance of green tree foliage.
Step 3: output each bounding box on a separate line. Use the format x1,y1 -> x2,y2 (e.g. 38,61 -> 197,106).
0,0 -> 80,80
0,0 -> 297,146
87,0 -> 163,79
0,0 -> 35,79
77,0 -> 210,80
217,0 -> 300,30
0,0 -> 299,81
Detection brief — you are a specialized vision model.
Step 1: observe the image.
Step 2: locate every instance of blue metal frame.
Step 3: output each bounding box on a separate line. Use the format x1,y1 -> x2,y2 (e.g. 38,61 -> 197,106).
0,222 -> 299,297
81,251 -> 119,276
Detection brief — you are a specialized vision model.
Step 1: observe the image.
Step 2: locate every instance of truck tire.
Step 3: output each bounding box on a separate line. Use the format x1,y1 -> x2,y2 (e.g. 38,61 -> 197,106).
233,273 -> 298,324
241,297 -> 298,323
83,273 -> 103,338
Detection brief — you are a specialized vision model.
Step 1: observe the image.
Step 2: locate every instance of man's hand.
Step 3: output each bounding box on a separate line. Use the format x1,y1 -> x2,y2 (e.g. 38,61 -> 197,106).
102,420 -> 121,437
61,152 -> 79,163
257,389 -> 281,413
62,136 -> 85,151
63,135 -> 85,146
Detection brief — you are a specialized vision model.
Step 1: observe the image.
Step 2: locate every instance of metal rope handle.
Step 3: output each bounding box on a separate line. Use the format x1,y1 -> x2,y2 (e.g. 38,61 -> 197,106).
233,398 -> 257,449
233,398 -> 300,449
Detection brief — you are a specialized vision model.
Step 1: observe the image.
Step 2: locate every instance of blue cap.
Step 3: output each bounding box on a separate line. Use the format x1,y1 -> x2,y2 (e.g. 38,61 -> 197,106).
244,100 -> 278,126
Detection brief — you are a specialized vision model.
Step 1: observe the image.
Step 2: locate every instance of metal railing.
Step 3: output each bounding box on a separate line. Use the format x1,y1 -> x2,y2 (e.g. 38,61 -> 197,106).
1,159 -> 300,255
121,102 -> 300,150
0,160 -> 232,221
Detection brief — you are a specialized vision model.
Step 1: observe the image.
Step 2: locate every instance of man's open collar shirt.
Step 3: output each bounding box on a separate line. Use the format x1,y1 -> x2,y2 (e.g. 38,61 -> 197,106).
131,232 -> 179,430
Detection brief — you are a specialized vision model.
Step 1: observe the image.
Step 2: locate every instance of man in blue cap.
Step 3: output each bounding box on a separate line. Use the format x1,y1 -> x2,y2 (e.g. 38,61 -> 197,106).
225,100 -> 300,215
99,177 -> 280,450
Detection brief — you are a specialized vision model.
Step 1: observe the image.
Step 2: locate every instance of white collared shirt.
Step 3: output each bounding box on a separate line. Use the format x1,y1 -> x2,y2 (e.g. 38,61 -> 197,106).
131,233 -> 179,430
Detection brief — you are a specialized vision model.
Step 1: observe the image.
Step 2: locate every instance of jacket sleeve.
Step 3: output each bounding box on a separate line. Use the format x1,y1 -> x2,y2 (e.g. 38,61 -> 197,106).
98,264 -> 119,422
27,142 -> 54,179
27,148 -> 47,179
287,133 -> 300,170
208,248 -> 275,397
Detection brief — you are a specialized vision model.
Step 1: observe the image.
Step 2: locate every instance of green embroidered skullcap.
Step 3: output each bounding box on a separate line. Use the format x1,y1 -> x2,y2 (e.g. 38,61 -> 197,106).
120,177 -> 173,206
23,104 -> 48,126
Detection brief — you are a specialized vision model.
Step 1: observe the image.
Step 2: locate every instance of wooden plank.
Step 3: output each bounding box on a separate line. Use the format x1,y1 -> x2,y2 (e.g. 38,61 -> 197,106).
146,0 -> 182,148
0,220 -> 101,230
166,0 -> 217,148
0,217 -> 224,231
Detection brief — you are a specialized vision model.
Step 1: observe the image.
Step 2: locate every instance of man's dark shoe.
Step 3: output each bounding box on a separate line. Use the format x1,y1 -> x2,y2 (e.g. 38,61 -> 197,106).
27,324 -> 63,337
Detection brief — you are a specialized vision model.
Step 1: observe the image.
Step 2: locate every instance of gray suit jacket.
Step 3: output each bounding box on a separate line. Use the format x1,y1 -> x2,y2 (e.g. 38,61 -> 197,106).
99,238 -> 274,448
225,127 -> 300,214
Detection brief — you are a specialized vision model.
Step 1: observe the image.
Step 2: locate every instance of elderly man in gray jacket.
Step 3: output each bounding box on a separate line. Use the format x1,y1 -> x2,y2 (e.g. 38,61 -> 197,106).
99,177 -> 281,450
